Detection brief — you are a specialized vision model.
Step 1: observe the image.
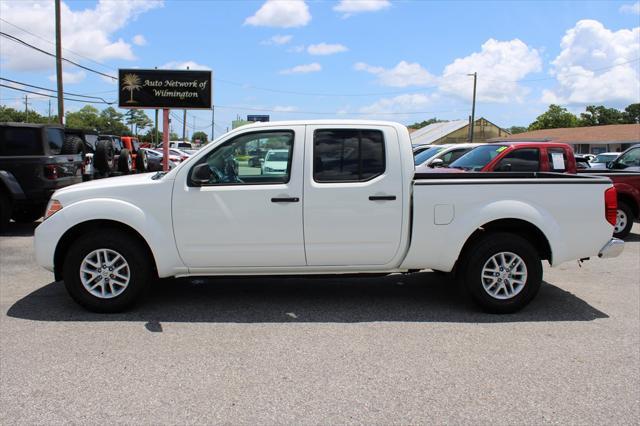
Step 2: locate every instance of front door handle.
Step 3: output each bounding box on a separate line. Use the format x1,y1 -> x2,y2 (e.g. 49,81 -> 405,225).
369,195 -> 396,201
271,197 -> 300,203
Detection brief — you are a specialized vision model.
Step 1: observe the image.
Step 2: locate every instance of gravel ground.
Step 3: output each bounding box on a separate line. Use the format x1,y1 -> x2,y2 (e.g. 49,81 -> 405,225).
1,222 -> 638,425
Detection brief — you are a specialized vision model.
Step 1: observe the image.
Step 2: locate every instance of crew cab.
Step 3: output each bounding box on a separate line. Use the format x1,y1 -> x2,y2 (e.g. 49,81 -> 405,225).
442,142 -> 640,239
34,121 -> 623,314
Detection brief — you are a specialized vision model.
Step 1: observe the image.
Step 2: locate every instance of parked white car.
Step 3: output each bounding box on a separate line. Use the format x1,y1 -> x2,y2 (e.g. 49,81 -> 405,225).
590,152 -> 619,169
414,143 -> 483,168
34,120 -> 622,314
261,149 -> 289,175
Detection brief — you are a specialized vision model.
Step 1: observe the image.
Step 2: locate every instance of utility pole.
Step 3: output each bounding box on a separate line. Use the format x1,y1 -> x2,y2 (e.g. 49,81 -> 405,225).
24,95 -> 28,122
182,66 -> 189,141
54,0 -> 64,124
467,72 -> 477,142
48,99 -> 51,121
154,66 -> 158,146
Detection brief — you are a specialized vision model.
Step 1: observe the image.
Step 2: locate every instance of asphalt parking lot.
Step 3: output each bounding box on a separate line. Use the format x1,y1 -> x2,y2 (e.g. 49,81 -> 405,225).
1,223 -> 638,424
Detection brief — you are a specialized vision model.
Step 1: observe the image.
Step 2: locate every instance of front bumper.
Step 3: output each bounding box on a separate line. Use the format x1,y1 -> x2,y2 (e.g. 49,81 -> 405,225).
598,238 -> 625,259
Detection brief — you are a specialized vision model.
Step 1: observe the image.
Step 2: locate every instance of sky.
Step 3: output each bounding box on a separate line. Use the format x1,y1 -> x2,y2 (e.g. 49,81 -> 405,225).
0,0 -> 639,139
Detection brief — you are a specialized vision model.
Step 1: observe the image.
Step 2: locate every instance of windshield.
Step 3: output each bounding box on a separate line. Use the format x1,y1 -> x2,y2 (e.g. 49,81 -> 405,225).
414,146 -> 445,165
449,145 -> 509,171
592,154 -> 618,163
266,151 -> 289,162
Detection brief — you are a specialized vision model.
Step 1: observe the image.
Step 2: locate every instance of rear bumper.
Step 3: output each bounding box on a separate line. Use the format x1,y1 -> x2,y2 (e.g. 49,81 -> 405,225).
598,238 -> 625,259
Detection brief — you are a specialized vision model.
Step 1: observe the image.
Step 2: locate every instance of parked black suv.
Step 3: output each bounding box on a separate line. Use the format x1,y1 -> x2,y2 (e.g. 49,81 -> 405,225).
0,123 -> 83,231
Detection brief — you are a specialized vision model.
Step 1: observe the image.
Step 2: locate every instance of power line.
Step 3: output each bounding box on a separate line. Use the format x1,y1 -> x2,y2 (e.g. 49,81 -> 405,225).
0,84 -> 115,104
0,31 -> 117,80
0,17 -> 116,73
0,77 -> 114,103
213,104 -> 467,116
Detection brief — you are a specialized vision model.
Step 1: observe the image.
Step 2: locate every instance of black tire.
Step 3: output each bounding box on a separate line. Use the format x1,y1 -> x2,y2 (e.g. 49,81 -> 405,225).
62,229 -> 153,312
94,140 -> 114,174
613,201 -> 634,239
118,149 -> 133,174
11,205 -> 43,223
135,149 -> 148,172
460,232 -> 542,314
0,191 -> 11,232
61,134 -> 85,156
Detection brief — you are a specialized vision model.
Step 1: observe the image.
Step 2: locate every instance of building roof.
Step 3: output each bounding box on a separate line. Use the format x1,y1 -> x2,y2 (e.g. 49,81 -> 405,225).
409,120 -> 468,145
495,124 -> 640,144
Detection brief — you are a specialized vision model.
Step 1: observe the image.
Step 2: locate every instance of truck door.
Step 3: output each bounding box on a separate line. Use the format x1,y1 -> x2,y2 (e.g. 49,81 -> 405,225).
303,125 -> 404,266
172,126 -> 306,268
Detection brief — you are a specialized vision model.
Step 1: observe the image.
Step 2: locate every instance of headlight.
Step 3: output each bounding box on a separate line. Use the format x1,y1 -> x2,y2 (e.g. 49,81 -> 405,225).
44,199 -> 63,220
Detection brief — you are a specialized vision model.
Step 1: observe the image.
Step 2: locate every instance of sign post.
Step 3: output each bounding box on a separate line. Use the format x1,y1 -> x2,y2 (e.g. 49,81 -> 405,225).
118,68 -> 213,171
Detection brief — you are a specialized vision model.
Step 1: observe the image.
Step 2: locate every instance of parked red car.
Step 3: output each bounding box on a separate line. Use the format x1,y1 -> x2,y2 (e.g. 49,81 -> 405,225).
443,142 -> 640,239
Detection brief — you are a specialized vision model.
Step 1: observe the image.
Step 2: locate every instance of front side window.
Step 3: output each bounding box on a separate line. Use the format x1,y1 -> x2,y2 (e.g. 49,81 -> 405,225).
440,148 -> 472,166
191,130 -> 294,185
46,128 -> 64,154
313,129 -> 385,182
614,147 -> 640,168
495,148 -> 540,172
450,145 -> 507,171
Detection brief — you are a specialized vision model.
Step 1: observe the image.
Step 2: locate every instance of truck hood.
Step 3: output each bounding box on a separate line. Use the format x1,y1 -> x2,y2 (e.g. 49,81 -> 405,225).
52,172 -> 172,205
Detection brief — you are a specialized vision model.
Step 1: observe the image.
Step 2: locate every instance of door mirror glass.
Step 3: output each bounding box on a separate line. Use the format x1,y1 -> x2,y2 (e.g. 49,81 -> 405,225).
191,163 -> 214,185
429,158 -> 444,168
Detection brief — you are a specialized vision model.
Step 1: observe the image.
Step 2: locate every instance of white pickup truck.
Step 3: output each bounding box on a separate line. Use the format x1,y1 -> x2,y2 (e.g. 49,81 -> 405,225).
35,120 -> 623,314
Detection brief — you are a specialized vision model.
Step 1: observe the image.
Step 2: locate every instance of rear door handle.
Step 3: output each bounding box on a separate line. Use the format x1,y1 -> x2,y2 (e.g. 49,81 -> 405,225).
271,197 -> 300,203
369,195 -> 396,201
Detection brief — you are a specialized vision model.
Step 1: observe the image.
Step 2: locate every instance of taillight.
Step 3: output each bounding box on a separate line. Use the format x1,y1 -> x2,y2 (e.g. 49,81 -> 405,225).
44,165 -> 58,180
44,199 -> 62,220
605,187 -> 617,226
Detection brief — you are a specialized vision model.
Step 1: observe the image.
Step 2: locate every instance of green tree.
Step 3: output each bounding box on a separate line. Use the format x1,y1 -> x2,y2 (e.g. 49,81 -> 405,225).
622,103 -> 640,124
507,126 -> 527,134
65,105 -> 101,129
528,105 -> 579,130
579,105 -> 623,126
191,131 -> 208,143
408,118 -> 447,130
99,107 -> 130,135
0,106 -> 52,123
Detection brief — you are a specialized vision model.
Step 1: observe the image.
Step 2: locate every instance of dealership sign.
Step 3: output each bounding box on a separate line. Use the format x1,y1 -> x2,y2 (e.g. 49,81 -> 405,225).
118,69 -> 212,109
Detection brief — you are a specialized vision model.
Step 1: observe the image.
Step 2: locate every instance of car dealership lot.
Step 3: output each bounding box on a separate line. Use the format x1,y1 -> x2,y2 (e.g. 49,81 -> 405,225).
1,224 -> 638,424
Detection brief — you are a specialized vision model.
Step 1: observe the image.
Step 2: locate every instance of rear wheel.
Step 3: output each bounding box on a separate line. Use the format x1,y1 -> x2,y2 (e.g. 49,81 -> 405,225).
135,149 -> 148,172
460,232 -> 542,314
93,140 -> 114,174
62,230 -> 153,312
118,149 -> 133,174
61,135 -> 85,156
613,201 -> 634,239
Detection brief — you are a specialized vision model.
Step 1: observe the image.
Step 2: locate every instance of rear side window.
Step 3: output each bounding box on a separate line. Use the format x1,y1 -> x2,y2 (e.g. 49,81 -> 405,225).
495,148 -> 540,172
46,128 -> 64,154
547,148 -> 567,172
0,127 -> 43,155
313,129 -> 385,182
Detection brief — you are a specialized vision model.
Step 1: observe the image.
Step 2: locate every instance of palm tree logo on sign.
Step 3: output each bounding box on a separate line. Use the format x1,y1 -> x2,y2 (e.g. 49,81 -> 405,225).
122,73 -> 142,104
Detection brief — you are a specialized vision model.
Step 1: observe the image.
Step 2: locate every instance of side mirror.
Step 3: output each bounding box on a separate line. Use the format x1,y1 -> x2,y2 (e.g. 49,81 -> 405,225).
191,163 -> 214,185
429,158 -> 444,168
260,158 -> 265,164
606,161 -> 615,169
498,163 -> 512,172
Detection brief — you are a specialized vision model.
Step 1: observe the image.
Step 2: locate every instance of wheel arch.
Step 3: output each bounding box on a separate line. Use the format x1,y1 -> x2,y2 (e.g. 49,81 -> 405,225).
457,218 -> 552,272
618,193 -> 639,220
53,219 -> 158,281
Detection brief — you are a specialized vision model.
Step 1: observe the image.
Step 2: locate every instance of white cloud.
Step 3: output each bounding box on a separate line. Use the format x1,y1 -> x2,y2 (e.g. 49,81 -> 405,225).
307,42 -> 348,55
0,0 -> 163,72
48,70 -> 86,84
160,60 -> 211,70
334,0 -> 390,17
439,38 -> 542,103
354,60 -> 436,87
132,34 -> 147,46
261,34 -> 293,45
620,2 -> 640,14
245,0 -> 311,28
287,45 -> 306,53
279,62 -> 321,74
359,93 -> 432,115
543,20 -> 640,105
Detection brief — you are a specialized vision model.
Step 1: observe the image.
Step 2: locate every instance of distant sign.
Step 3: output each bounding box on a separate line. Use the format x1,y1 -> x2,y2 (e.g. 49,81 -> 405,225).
247,115 -> 270,122
118,69 -> 212,109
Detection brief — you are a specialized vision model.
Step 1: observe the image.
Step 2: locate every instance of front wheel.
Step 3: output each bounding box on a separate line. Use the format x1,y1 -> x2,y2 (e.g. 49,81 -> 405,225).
461,232 -> 542,314
613,201 -> 634,239
62,230 -> 153,312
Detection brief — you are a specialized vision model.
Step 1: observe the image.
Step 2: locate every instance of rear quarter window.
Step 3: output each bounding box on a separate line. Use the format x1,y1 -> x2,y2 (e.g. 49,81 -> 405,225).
0,127 -> 43,156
